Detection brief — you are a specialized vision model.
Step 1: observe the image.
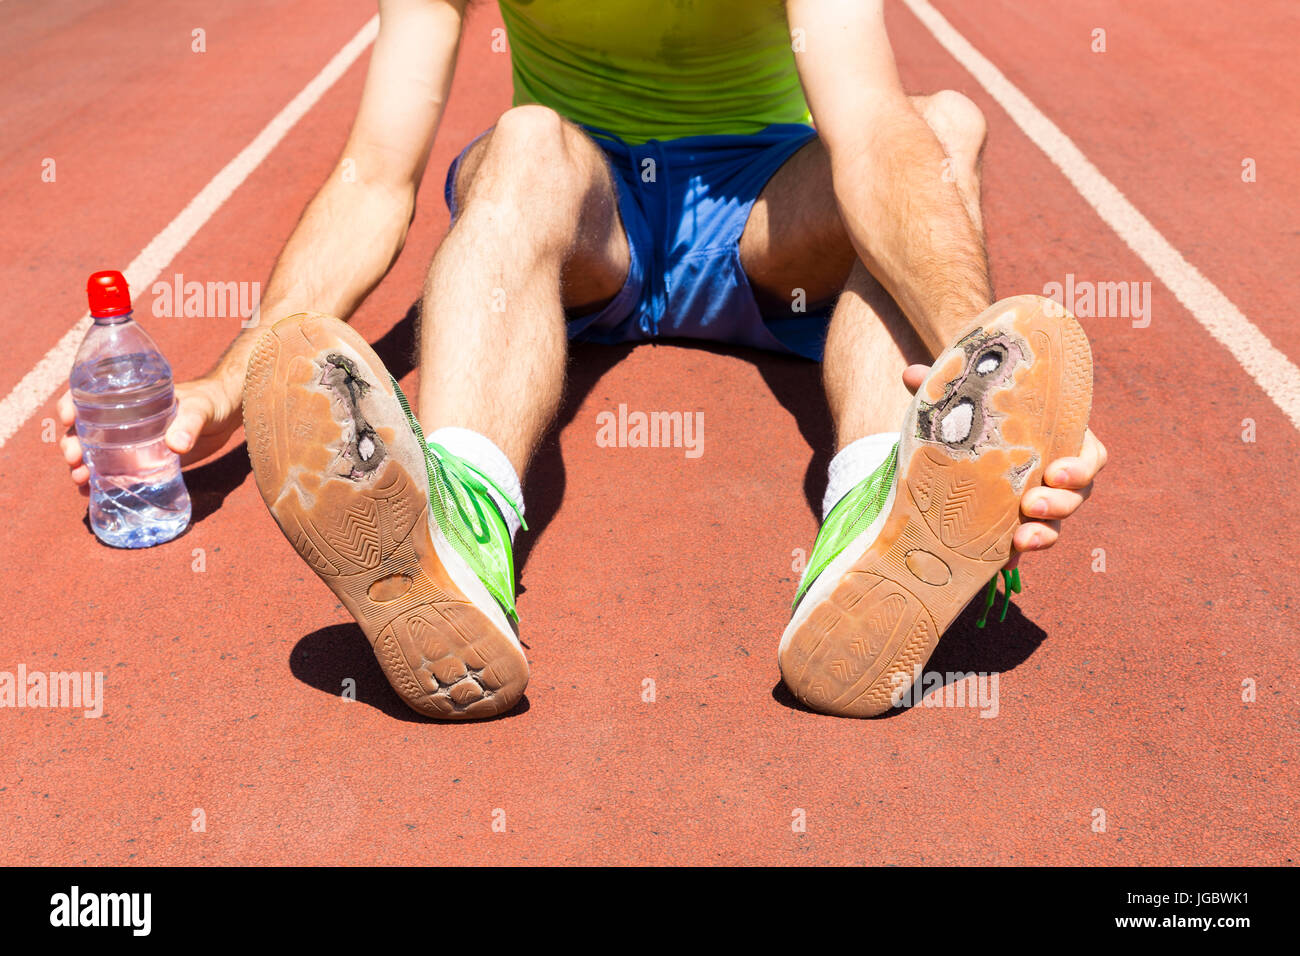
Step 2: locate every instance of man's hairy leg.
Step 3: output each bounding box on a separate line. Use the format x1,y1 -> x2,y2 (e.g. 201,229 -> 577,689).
419,105 -> 630,476
740,90 -> 989,452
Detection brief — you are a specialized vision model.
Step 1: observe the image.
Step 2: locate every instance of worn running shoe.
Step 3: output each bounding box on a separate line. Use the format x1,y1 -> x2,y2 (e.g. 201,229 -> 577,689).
243,312 -> 529,719
779,295 -> 1093,717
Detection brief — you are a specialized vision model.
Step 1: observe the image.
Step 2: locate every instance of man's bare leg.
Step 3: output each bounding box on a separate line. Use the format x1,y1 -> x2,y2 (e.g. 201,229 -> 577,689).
740,90 -> 990,452
418,105 -> 630,477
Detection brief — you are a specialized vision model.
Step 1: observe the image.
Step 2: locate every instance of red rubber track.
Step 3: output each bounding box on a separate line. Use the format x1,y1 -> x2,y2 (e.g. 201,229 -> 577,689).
0,0 -> 1295,865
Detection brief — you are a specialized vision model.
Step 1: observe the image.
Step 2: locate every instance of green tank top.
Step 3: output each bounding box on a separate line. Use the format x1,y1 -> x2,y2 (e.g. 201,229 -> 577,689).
497,0 -> 811,144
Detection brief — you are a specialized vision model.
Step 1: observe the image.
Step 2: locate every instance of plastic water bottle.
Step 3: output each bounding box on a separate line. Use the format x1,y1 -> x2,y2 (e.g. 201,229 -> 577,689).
71,271 -> 191,548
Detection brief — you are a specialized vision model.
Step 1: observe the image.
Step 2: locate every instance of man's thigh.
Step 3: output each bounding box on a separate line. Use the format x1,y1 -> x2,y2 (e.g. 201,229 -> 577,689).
448,107 -> 631,313
738,135 -> 855,316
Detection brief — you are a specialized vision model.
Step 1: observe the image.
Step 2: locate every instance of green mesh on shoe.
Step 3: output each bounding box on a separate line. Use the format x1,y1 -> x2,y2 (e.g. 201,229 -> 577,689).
390,377 -> 526,622
976,566 -> 1022,628
793,442 -> 899,609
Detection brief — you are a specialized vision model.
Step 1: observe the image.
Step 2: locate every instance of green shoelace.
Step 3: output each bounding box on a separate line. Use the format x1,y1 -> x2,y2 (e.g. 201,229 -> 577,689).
976,566 -> 1022,628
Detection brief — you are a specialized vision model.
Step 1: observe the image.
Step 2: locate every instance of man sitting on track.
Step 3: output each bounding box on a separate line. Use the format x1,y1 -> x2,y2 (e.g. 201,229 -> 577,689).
59,0 -> 1107,719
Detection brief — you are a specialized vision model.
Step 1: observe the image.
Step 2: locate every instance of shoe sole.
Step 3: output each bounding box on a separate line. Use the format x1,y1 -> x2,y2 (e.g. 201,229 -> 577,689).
243,312 -> 529,720
779,295 -> 1093,717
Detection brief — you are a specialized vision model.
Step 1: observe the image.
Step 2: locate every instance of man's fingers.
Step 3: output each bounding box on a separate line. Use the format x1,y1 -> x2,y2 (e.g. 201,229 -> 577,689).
1045,429 -> 1107,488
901,364 -> 929,394
60,426 -> 91,487
58,392 -> 90,488
1022,484 -> 1090,521
1013,519 -> 1060,554
59,431 -> 83,466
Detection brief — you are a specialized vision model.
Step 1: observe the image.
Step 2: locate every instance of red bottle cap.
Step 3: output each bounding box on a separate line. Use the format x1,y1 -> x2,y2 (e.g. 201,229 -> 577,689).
87,270 -> 132,317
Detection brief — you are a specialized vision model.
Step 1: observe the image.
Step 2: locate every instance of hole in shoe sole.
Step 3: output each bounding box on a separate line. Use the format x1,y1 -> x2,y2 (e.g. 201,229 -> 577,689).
320,352 -> 388,479
940,399 -> 974,444
975,346 -> 1005,375
915,328 -> 1030,454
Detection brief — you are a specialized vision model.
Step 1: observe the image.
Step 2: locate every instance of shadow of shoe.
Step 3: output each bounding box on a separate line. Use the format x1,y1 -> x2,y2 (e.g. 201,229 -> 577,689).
289,622 -> 531,723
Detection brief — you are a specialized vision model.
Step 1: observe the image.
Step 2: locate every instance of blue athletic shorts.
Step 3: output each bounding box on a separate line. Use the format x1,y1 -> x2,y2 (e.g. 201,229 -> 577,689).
444,122 -> 832,361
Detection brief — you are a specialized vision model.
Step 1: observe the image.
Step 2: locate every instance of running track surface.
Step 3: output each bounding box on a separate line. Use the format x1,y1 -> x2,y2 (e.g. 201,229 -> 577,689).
1,0 -> 1295,865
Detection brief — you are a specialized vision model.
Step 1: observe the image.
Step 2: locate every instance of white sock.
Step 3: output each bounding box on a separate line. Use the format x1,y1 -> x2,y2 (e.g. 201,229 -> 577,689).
822,432 -> 899,520
426,426 -> 525,541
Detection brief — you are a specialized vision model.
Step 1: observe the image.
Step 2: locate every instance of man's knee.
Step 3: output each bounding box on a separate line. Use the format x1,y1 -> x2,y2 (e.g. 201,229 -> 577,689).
490,104 -> 569,156
457,105 -> 582,212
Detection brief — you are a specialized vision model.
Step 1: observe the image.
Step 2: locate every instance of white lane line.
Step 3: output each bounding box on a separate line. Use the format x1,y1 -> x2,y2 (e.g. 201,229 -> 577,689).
0,14 -> 379,448
903,0 -> 1300,431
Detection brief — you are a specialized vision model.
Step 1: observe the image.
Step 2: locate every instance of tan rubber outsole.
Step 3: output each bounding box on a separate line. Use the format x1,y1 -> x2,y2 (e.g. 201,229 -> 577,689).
242,312 -> 529,720
779,295 -> 1093,717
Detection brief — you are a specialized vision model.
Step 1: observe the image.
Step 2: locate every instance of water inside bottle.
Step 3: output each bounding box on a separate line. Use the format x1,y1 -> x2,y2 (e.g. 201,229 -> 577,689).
72,351 -> 192,548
